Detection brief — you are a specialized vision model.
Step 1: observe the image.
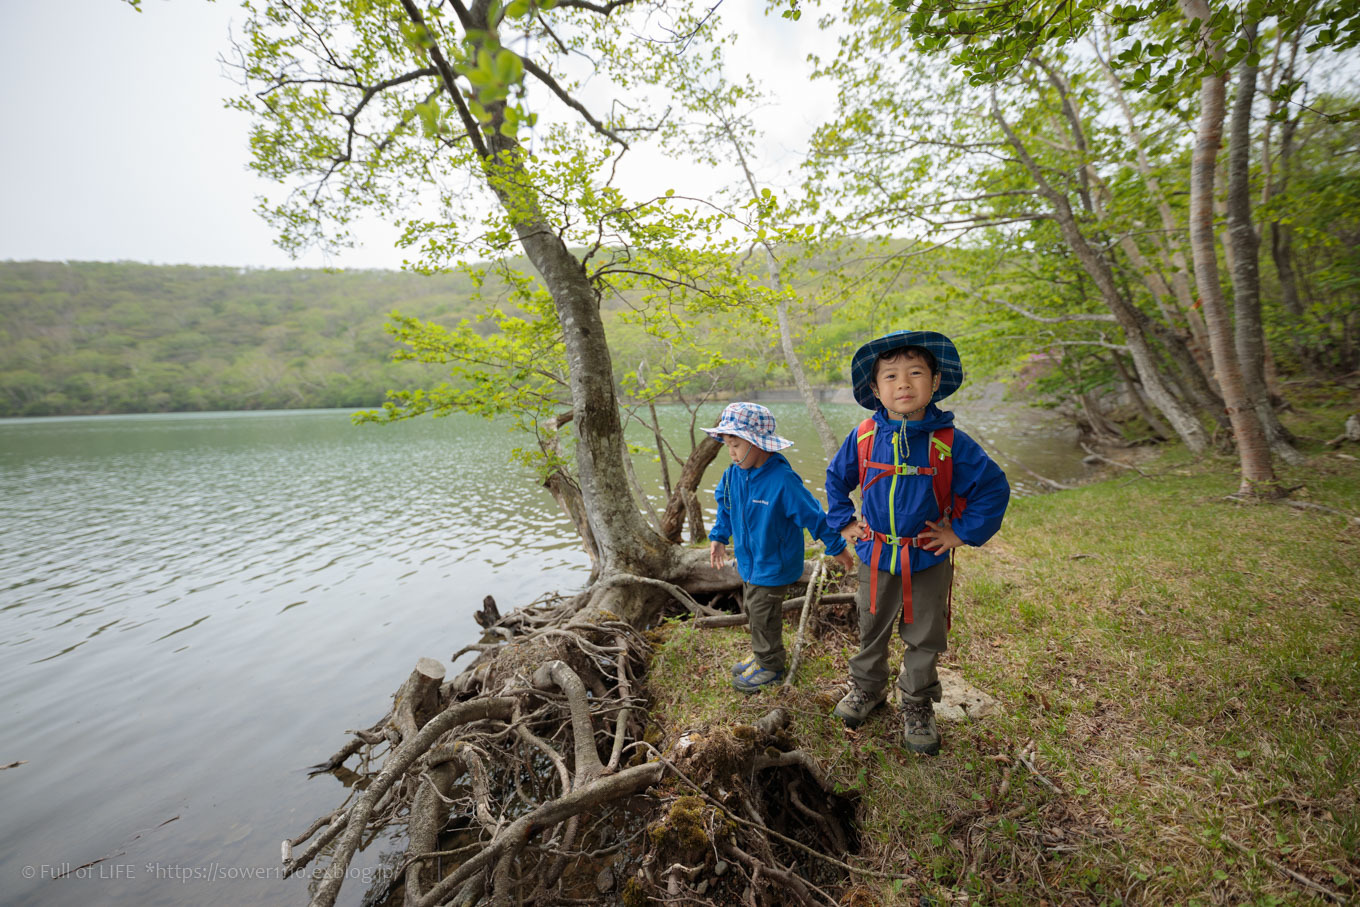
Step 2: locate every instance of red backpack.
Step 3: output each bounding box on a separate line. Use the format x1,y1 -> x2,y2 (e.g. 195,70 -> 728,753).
854,416 -> 966,625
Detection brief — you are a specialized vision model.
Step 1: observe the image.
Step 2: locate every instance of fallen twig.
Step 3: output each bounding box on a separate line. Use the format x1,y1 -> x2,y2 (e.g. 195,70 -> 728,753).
1283,500 -> 1360,527
1017,742 -> 1061,794
1220,833 -> 1345,902
1080,443 -> 1152,478
784,560 -> 825,686
695,593 -> 856,629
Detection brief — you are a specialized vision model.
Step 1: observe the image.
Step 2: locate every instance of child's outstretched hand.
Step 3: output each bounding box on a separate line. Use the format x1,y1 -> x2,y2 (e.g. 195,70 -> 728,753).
831,548 -> 856,572
709,540 -> 727,570
920,517 -> 963,553
839,520 -> 867,545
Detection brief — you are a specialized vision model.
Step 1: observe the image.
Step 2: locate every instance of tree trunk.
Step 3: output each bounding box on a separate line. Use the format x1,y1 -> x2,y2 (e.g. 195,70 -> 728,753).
1265,54 -> 1319,375
659,435 -> 722,543
1180,0 -> 1281,495
1094,43 -> 1217,391
540,410 -> 601,575
1224,25 -> 1304,464
721,115 -> 840,459
274,7 -> 840,907
477,156 -> 675,604
991,93 -> 1211,452
1112,352 -> 1172,440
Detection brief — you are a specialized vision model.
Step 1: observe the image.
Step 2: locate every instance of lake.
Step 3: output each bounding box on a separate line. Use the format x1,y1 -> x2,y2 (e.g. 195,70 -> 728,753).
0,399 -> 1082,905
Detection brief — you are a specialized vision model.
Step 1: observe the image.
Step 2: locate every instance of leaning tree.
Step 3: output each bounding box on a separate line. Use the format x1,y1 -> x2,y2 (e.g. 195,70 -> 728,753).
866,0 -> 1359,495
217,1 -> 858,904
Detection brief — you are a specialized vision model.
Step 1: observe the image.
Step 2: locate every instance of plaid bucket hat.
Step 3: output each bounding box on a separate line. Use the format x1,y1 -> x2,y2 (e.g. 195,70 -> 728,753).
702,402 -> 794,452
850,330 -> 964,410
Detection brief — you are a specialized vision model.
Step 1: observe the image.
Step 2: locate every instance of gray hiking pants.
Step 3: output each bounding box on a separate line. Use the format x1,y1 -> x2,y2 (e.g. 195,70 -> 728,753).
849,560 -> 952,704
745,582 -> 790,672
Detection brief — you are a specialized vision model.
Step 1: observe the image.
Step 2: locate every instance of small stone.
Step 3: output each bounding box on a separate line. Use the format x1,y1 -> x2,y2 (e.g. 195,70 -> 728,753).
937,668 -> 1001,720
595,866 -> 614,894
696,879 -> 709,896
712,860 -> 728,877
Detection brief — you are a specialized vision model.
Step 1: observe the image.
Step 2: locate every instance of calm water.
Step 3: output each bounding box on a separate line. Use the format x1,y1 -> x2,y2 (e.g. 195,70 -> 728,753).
0,400 -> 1081,906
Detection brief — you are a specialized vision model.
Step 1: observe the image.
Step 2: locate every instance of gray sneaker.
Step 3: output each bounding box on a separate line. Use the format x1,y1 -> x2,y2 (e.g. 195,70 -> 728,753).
833,683 -> 887,728
901,699 -> 940,755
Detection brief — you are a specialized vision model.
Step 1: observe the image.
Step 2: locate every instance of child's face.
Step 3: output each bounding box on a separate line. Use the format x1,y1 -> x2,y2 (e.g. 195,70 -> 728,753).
722,434 -> 759,468
871,350 -> 940,420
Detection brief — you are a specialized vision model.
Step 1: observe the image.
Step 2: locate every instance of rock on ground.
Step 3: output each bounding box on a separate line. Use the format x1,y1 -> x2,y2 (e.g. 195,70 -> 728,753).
935,668 -> 1001,720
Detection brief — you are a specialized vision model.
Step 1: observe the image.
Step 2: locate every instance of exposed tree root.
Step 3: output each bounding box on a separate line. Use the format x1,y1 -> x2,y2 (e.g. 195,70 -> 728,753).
285,573 -> 862,906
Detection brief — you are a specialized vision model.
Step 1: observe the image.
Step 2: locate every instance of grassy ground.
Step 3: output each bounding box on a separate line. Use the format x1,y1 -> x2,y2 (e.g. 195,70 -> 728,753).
646,403 -> 1360,905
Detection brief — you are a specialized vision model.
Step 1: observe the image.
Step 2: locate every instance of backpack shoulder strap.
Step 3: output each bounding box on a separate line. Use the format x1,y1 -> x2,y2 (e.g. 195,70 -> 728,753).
929,428 -> 955,517
855,416 -> 877,490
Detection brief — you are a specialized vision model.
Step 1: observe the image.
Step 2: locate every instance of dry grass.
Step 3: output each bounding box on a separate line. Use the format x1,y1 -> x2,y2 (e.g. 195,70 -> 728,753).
647,417 -> 1360,905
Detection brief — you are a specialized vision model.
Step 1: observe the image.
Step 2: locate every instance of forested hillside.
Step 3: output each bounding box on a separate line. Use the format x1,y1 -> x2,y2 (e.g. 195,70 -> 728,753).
0,261 -> 487,416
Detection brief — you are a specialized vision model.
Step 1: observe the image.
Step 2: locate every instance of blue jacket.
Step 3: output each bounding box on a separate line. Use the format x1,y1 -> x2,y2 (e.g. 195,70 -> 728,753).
710,452 -> 847,587
825,404 -> 1009,576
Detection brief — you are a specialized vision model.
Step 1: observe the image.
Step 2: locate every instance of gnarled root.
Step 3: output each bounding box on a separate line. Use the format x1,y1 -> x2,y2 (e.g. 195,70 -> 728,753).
284,587 -> 859,907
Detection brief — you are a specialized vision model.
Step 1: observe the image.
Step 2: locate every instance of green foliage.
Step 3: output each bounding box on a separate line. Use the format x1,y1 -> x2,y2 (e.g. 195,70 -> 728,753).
888,0 -> 1360,108
0,261 -> 475,417
806,0 -> 1360,422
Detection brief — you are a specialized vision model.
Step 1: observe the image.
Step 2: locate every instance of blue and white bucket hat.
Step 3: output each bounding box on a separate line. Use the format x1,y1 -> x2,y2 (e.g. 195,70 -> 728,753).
702,402 -> 794,452
850,330 -> 964,410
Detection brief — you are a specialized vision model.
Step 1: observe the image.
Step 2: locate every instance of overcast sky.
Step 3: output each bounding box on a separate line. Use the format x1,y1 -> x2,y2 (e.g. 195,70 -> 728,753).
0,0 -> 836,271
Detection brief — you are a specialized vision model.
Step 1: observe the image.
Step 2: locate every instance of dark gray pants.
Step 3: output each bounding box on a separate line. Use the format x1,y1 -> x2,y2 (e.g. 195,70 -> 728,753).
849,560 -> 952,703
745,582 -> 790,672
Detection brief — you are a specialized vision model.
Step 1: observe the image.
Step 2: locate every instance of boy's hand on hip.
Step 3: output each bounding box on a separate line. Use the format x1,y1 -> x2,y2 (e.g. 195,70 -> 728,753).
920,518 -> 962,553
709,540 -> 727,570
831,549 -> 856,572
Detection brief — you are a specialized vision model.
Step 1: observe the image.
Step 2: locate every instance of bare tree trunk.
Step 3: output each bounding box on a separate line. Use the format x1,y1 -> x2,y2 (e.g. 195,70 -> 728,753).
1180,0 -> 1281,495
1092,36 -> 1216,390
659,435 -> 721,543
393,0 -> 687,622
991,91 -> 1211,452
1263,34 -> 1318,375
1112,352 -> 1172,440
540,410 -> 600,576
1224,26 -> 1304,464
720,116 -> 840,459
648,401 -> 673,498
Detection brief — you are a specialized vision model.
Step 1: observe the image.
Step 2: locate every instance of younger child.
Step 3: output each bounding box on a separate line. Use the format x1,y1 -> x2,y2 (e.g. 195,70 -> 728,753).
825,331 -> 1010,754
705,403 -> 856,693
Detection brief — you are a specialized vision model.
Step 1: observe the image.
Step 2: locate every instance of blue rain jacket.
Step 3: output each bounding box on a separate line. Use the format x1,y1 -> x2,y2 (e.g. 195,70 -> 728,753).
825,404 -> 1010,576
710,452 -> 847,587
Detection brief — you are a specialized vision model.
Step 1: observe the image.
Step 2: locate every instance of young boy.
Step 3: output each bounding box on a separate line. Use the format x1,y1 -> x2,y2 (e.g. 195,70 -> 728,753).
705,402 -> 856,693
825,330 -> 1010,754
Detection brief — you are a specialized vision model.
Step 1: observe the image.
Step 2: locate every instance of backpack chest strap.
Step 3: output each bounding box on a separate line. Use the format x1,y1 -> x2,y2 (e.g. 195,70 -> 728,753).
861,460 -> 937,493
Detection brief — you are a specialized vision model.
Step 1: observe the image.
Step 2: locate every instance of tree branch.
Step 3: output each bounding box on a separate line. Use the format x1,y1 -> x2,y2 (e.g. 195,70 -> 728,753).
938,274 -> 1117,324
519,55 -> 629,147
397,0 -> 489,159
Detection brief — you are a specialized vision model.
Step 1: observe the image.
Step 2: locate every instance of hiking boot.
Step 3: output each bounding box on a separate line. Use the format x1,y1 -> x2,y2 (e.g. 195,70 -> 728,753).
901,699 -> 940,755
732,662 -> 783,693
832,683 -> 887,728
731,655 -> 756,676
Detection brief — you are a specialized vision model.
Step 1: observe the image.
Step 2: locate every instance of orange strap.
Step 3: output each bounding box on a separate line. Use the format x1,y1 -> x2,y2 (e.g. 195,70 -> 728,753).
866,529 -> 928,623
866,531 -> 957,628
856,420 -> 963,625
